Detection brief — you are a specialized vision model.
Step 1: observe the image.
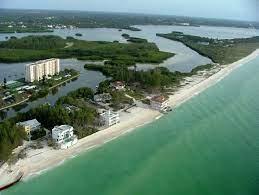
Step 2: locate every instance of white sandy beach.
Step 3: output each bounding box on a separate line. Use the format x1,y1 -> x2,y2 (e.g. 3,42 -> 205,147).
1,49 -> 259,183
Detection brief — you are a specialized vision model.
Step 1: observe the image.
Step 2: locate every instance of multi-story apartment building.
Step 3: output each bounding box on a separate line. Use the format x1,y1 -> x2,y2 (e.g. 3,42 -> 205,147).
25,58 -> 60,82
52,125 -> 78,149
100,110 -> 120,127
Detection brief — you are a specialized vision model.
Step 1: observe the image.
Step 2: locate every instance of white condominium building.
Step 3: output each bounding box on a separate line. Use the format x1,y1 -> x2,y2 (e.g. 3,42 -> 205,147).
25,58 -> 60,82
52,125 -> 78,149
100,110 -> 120,127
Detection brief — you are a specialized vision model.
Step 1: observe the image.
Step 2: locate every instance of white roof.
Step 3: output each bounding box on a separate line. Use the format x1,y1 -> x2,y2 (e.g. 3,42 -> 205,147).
26,58 -> 59,67
52,125 -> 73,134
18,119 -> 41,127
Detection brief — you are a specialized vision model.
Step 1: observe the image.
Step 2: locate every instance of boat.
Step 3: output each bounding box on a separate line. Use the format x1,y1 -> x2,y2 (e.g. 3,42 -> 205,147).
0,171 -> 23,191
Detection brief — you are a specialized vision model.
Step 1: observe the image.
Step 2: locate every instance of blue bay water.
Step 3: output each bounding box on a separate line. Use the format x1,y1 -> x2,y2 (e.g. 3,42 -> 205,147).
3,57 -> 259,195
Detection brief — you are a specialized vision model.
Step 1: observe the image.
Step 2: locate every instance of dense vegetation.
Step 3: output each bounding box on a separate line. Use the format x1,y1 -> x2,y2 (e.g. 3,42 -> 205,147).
0,35 -> 66,49
31,129 -> 46,141
85,64 -> 184,91
0,121 -> 26,161
0,35 -> 173,63
157,31 -> 259,64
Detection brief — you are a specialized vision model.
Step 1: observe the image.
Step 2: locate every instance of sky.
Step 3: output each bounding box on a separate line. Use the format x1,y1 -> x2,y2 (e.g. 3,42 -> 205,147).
0,0 -> 258,21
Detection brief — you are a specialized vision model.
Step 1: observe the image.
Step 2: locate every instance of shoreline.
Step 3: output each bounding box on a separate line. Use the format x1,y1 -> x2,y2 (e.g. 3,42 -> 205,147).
1,49 -> 259,184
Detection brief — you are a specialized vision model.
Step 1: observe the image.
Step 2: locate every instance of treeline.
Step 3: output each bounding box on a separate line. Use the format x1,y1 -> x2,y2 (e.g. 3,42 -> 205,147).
0,35 -> 66,50
1,9 -> 257,31
0,27 -> 53,34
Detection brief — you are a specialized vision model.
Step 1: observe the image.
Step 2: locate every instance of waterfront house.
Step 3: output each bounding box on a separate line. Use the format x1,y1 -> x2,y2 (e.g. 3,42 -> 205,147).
111,81 -> 125,91
94,93 -> 112,103
16,119 -> 41,139
100,110 -> 120,127
52,125 -> 78,149
150,95 -> 169,111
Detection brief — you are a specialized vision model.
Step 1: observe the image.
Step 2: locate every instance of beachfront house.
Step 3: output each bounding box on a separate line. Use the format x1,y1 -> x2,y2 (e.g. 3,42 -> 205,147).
52,125 -> 78,149
111,81 -> 125,91
150,95 -> 169,111
16,119 -> 41,139
100,110 -> 120,127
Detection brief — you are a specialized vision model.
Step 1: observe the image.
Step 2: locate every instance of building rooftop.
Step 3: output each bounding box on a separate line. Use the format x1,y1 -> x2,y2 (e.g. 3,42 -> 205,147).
52,125 -> 73,134
17,119 -> 41,127
26,58 -> 59,67
151,95 -> 168,103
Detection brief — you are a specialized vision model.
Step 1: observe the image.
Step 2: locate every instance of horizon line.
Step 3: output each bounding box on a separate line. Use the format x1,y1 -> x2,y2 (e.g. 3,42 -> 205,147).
0,7 -> 257,23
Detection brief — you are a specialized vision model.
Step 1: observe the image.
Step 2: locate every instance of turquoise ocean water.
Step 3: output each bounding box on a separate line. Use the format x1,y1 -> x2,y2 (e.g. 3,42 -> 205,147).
3,57 -> 259,195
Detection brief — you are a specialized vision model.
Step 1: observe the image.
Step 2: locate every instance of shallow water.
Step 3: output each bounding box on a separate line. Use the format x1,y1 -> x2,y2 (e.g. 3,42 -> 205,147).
3,52 -> 259,195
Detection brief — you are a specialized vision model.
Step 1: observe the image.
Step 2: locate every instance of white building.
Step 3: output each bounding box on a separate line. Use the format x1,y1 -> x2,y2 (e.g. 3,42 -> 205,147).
150,95 -> 169,111
111,81 -> 125,91
94,93 -> 112,103
16,119 -> 41,139
52,125 -> 78,149
100,110 -> 120,127
25,58 -> 60,82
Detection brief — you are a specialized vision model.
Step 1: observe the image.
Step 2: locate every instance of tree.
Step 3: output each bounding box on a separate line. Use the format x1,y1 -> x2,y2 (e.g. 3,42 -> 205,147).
42,75 -> 46,84
0,121 -> 26,161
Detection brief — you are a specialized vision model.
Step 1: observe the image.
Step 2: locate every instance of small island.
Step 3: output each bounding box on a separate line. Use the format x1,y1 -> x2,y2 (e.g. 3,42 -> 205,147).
0,35 -> 174,64
121,34 -> 148,43
122,33 -> 130,39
